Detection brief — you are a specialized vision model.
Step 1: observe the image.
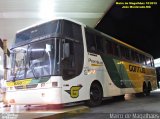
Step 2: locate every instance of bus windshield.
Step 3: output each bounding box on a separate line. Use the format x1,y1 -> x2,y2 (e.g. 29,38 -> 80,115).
9,19 -> 84,81
10,39 -> 58,81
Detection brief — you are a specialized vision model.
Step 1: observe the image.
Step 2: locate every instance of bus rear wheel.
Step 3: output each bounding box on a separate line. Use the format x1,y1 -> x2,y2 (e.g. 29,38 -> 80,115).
86,83 -> 103,107
147,83 -> 152,96
143,83 -> 148,96
135,83 -> 148,97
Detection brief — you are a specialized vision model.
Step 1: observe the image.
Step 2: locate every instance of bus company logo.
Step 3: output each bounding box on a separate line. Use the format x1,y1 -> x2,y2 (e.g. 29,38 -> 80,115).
88,58 -> 103,66
129,64 -> 145,73
65,85 -> 82,98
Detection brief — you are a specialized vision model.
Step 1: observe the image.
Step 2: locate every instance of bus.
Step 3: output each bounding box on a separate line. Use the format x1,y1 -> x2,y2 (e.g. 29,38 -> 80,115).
6,18 -> 157,106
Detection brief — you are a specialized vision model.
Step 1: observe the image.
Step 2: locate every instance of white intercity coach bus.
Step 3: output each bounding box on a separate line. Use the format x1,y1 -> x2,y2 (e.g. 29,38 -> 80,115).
6,18 -> 157,106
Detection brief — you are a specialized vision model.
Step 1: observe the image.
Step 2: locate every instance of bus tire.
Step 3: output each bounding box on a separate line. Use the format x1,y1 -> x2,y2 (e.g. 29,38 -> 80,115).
135,83 -> 148,97
147,82 -> 152,96
86,82 -> 103,107
143,82 -> 148,96
135,93 -> 143,97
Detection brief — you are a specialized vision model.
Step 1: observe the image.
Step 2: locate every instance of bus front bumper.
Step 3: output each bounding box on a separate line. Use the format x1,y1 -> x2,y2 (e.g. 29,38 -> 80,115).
6,88 -> 62,105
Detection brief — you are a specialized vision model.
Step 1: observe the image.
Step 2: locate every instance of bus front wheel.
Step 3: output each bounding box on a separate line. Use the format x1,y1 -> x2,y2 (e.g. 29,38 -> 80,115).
86,83 -> 103,107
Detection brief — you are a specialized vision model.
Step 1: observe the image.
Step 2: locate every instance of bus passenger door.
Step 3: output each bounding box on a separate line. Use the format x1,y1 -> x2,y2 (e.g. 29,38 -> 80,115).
61,39 -> 84,102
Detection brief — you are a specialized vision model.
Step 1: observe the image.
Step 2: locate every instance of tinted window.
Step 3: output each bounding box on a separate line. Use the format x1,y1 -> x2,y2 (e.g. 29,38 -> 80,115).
146,57 -> 151,66
85,30 -> 96,53
61,39 -> 84,80
131,50 -> 136,61
112,42 -> 119,57
16,20 -> 61,44
96,35 -> 104,53
135,53 -> 140,62
63,20 -> 82,42
106,40 -> 113,54
120,46 -> 126,59
151,58 -> 154,67
139,54 -> 146,65
131,50 -> 139,62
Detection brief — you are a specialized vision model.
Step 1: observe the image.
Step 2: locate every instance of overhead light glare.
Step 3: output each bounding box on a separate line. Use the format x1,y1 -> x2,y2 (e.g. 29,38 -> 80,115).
39,0 -> 56,20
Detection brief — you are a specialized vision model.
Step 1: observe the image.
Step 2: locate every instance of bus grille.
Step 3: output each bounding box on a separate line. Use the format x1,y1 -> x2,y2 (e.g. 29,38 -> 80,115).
15,84 -> 38,89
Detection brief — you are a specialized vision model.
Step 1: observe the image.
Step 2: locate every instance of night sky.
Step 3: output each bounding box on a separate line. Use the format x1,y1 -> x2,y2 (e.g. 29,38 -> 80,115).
96,0 -> 160,59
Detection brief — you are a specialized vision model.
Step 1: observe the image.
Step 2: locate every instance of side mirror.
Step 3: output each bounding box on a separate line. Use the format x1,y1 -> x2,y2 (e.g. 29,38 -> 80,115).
63,43 -> 70,59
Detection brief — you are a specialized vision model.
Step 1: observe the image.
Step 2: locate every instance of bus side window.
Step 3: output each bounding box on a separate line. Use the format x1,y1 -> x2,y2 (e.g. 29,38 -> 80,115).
131,50 -> 136,61
135,53 -> 140,63
106,40 -> 112,55
151,58 -> 154,67
103,40 -> 108,54
125,48 -> 130,60
120,46 -> 126,59
112,43 -> 119,57
63,20 -> 82,42
120,46 -> 130,60
85,30 -> 96,53
146,57 -> 151,67
96,35 -> 104,53
140,54 -> 146,65
142,55 -> 146,65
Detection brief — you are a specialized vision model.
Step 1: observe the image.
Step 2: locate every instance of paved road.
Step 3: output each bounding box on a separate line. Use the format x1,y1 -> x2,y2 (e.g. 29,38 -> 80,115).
67,89 -> 160,119
0,89 -> 160,119
0,104 -> 89,119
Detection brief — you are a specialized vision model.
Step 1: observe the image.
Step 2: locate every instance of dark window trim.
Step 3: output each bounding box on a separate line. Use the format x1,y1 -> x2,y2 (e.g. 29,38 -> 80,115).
85,27 -> 154,67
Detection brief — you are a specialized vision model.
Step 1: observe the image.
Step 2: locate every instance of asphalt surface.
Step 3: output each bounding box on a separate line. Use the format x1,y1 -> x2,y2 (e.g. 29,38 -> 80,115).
0,89 -> 160,119
66,89 -> 160,119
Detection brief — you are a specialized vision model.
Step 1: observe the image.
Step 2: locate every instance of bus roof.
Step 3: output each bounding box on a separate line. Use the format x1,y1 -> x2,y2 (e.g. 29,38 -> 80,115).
16,18 -> 152,57
16,17 -> 86,33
